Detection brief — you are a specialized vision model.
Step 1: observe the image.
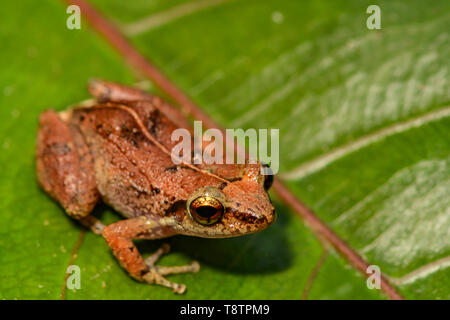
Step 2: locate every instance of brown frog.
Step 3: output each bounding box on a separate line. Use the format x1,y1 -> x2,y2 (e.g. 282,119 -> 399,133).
36,80 -> 275,293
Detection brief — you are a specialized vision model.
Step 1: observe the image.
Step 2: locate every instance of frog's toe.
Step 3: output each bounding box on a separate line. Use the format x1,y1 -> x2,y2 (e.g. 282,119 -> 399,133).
142,244 -> 200,294
172,283 -> 187,294
155,261 -> 200,276
143,270 -> 187,294
144,243 -> 171,267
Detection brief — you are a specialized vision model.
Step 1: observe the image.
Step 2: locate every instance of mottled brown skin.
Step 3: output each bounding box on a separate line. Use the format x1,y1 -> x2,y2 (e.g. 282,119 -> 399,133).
36,80 -> 275,293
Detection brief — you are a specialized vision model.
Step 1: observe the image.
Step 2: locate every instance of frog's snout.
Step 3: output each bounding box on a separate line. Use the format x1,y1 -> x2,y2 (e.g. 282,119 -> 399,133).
260,205 -> 276,230
268,207 -> 277,225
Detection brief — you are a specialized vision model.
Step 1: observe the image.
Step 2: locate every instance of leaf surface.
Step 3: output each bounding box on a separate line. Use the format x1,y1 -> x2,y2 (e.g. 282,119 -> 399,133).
1,0 -> 448,299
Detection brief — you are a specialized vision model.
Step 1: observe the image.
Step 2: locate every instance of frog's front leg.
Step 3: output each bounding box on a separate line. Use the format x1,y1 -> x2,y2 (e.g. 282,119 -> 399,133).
102,217 -> 200,294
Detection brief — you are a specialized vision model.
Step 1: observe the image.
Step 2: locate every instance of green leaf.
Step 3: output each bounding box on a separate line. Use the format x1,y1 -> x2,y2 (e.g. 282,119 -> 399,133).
89,0 -> 450,299
0,0 -> 447,300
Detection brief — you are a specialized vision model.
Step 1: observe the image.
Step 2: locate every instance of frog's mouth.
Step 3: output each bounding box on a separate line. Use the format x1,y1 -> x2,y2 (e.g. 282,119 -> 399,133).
225,206 -> 276,233
229,208 -> 267,224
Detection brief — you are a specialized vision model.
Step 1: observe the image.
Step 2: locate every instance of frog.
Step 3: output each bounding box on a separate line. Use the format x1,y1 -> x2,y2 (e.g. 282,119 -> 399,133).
36,80 -> 276,294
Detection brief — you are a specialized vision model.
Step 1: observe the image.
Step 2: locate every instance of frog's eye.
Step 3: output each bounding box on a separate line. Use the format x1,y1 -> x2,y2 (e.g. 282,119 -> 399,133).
188,196 -> 225,225
262,163 -> 274,191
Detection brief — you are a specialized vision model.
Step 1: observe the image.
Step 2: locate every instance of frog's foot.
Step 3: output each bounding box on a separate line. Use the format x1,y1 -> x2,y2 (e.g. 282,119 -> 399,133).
102,218 -> 198,294
143,244 -> 200,294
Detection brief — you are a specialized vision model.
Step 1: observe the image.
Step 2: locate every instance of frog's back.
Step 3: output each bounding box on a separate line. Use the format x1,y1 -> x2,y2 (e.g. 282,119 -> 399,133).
69,101 -> 222,219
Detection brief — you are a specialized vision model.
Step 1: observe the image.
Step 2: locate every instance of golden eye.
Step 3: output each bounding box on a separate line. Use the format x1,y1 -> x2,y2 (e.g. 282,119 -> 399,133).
187,187 -> 227,226
188,196 -> 224,225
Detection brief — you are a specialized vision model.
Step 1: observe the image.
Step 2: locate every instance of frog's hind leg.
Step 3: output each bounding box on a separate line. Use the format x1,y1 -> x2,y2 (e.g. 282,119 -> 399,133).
36,110 -> 103,233
102,217 -> 200,294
